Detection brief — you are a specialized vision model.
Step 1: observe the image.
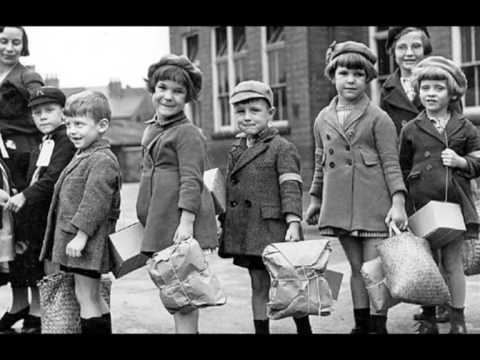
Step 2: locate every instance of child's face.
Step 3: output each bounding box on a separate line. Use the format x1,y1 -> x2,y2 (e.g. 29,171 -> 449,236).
152,79 -> 187,119
65,115 -> 108,150
234,99 -> 274,136
333,66 -> 367,104
0,27 -> 23,66
394,31 -> 425,75
419,79 -> 451,114
31,102 -> 64,135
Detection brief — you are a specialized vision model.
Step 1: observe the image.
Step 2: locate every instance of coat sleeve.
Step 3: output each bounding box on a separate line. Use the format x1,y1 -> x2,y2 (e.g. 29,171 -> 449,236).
458,119 -> 480,179
176,125 -> 206,215
70,155 -> 120,237
373,112 -> 407,197
276,140 -> 303,219
309,115 -> 324,199
22,135 -> 76,205
398,124 -> 414,182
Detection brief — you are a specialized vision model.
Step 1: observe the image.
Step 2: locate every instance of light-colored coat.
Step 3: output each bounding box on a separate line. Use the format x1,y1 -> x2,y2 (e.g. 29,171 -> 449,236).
40,139 -> 121,273
310,94 -> 406,233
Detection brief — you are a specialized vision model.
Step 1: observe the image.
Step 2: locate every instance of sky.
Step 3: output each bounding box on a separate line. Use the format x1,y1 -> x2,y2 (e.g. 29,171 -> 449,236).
22,26 -> 170,88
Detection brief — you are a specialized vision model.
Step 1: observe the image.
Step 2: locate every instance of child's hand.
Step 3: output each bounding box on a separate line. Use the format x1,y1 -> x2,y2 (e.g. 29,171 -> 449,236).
4,193 -> 25,212
215,216 -> 222,239
285,221 -> 301,242
0,189 -> 10,206
66,231 -> 88,257
442,148 -> 467,169
385,193 -> 408,231
305,196 -> 321,225
173,210 -> 195,243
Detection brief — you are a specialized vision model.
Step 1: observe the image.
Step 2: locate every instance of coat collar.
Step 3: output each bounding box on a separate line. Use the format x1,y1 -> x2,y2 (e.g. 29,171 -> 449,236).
382,69 -> 421,114
414,110 -> 466,146
75,138 -> 111,159
144,111 -> 189,129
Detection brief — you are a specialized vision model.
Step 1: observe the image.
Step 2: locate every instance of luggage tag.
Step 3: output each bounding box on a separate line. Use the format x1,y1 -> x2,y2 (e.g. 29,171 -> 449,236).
36,139 -> 55,167
0,133 -> 9,159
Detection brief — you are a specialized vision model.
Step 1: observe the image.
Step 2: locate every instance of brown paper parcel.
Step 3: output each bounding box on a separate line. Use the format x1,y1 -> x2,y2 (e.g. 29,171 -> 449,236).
361,257 -> 400,312
262,239 -> 336,320
148,237 -> 226,314
203,168 -> 226,214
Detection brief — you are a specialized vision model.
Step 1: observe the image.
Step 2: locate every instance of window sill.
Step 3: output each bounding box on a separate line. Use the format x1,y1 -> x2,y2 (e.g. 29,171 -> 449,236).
211,121 -> 290,140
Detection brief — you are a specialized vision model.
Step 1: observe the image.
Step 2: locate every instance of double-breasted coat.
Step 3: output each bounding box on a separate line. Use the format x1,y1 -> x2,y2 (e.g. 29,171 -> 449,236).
220,127 -> 303,257
136,112 -> 217,253
40,139 -> 121,273
399,110 -> 480,236
9,125 -> 76,286
310,94 -> 407,233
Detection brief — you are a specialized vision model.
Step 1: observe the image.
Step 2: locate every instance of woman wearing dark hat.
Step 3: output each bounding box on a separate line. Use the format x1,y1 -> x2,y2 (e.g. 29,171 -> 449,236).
380,26 -> 432,135
136,54 -> 217,333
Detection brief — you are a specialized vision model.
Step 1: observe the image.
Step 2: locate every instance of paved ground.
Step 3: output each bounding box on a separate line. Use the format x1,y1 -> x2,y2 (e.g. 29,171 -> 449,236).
2,183 -> 480,334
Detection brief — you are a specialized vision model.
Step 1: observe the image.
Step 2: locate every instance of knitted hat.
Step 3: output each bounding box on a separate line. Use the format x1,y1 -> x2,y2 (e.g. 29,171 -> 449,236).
146,54 -> 202,101
386,26 -> 431,55
325,40 -> 377,66
414,56 -> 467,96
230,80 -> 273,106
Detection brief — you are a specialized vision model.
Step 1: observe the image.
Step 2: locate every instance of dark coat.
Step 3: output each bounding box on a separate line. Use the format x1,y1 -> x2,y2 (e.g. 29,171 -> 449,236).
136,112 -> 217,252
8,125 -> 76,286
399,110 -> 480,236
40,139 -> 121,273
380,69 -> 424,135
220,127 -> 303,257
310,94 -> 407,233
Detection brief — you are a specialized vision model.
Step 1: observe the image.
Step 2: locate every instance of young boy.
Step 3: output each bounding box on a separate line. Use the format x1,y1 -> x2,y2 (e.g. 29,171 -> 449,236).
39,90 -> 121,334
219,80 -> 311,334
399,56 -> 480,334
0,86 -> 76,334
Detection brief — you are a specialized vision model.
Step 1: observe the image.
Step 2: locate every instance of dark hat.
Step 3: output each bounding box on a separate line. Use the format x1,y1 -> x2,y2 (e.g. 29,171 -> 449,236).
325,40 -> 377,66
28,86 -> 66,108
147,54 -> 202,101
386,26 -> 431,53
230,80 -> 274,106
414,56 -> 467,96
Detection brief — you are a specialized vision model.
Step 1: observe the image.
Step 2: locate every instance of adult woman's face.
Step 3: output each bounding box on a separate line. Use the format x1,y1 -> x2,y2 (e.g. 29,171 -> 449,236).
0,27 -> 24,67
394,30 -> 426,77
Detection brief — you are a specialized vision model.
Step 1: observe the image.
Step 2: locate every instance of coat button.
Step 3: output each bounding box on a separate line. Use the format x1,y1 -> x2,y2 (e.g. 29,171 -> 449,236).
346,145 -> 351,151
329,148 -> 334,155
401,120 -> 408,127
329,162 -> 335,168
426,164 -> 433,171
230,200 -> 238,207
244,200 -> 252,208
346,159 -> 353,166
424,151 -> 431,158
231,177 -> 238,185
326,134 -> 331,140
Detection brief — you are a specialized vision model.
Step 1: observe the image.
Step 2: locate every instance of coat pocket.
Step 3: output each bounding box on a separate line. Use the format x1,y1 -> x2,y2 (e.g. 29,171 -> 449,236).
406,170 -> 421,183
360,150 -> 379,167
58,219 -> 77,235
260,204 -> 283,220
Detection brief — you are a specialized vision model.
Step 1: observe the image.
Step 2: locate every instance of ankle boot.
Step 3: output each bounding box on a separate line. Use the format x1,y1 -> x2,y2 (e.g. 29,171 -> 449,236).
449,306 -> 467,334
81,316 -> 110,334
351,308 -> 370,334
369,315 -> 388,334
102,313 -> 112,334
293,316 -> 312,334
414,306 -> 438,334
253,319 -> 269,334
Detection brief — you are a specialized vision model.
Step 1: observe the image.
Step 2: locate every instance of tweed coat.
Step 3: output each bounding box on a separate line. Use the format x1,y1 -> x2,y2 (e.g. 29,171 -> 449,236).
399,110 -> 480,236
309,94 -> 407,233
40,139 -> 121,273
219,127 -> 303,257
9,125 -> 76,286
136,112 -> 217,252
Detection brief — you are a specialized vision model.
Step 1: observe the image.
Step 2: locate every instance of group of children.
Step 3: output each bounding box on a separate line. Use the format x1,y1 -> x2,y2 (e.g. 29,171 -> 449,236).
0,25 -> 478,335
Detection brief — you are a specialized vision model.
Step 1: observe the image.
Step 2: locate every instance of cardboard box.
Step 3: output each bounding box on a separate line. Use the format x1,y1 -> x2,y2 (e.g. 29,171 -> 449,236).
408,201 -> 466,249
109,222 -> 148,278
203,168 -> 226,214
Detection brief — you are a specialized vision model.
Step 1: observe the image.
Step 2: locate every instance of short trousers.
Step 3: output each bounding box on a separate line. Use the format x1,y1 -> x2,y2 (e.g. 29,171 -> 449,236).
60,265 -> 101,279
233,255 -> 266,270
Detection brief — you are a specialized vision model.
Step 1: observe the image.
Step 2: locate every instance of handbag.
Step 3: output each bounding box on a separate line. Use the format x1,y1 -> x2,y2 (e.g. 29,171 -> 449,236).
37,272 -> 113,334
377,224 -> 451,306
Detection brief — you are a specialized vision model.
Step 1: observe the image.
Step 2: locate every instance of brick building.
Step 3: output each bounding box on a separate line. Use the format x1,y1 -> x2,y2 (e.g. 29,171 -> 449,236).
169,26 -> 480,188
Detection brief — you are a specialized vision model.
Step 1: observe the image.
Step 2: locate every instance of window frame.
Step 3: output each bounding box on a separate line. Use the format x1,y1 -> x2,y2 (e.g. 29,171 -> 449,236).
182,33 -> 201,127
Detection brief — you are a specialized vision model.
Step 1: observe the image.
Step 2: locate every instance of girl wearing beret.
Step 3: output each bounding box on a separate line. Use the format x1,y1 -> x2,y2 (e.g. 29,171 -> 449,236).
399,56 -> 480,334
305,41 -> 408,334
136,54 -> 217,333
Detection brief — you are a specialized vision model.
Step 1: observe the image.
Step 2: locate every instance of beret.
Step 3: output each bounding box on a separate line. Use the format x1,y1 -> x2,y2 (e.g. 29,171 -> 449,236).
230,80 -> 273,106
385,26 -> 431,53
326,40 -> 377,66
414,56 -> 467,95
28,86 -> 66,108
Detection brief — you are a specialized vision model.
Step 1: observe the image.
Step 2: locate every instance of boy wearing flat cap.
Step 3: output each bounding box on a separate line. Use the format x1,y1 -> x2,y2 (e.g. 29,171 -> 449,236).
219,80 -> 311,334
0,86 -> 75,334
399,56 -> 480,334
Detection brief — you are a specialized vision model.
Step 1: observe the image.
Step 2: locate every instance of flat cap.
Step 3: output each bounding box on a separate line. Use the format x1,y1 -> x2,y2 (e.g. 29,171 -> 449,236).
28,86 -> 66,108
230,80 -> 274,106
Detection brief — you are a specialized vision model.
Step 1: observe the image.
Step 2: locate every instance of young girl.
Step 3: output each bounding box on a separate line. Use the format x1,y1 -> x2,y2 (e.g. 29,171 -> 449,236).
219,80 -> 311,334
305,41 -> 408,334
399,56 -> 480,334
136,54 -> 217,334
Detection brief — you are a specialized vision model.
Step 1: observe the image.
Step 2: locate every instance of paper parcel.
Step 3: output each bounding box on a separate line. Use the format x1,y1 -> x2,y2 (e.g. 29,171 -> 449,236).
408,201 -> 466,249
262,239 -> 340,320
109,222 -> 148,278
203,168 -> 226,214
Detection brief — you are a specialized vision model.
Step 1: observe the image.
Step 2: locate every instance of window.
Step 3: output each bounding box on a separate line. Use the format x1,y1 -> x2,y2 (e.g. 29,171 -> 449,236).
211,26 -> 248,131
459,27 -> 480,107
262,26 -> 288,122
182,33 -> 201,126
